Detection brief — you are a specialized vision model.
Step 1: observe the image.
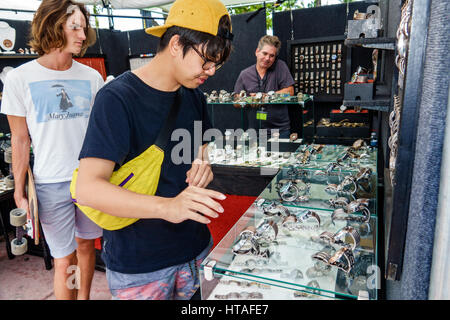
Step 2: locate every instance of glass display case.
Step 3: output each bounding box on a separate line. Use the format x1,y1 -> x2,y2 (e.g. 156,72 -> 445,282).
208,138 -> 377,173
200,140 -> 379,300
205,92 -> 314,142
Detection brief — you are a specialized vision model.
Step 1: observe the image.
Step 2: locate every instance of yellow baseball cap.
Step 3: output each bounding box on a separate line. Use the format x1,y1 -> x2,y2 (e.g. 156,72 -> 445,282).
145,0 -> 232,38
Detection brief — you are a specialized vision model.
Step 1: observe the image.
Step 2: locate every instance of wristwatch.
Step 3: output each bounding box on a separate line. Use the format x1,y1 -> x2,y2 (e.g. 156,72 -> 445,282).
328,246 -> 355,273
290,133 -> 298,142
232,226 -> 258,255
278,180 -> 299,202
297,209 -> 321,227
356,167 -> 372,182
312,246 -> 355,274
255,219 -> 278,243
339,176 -> 358,195
256,199 -> 291,217
333,226 -> 361,251
281,214 -> 298,231
346,200 -> 371,223
326,196 -> 349,208
319,226 -> 360,251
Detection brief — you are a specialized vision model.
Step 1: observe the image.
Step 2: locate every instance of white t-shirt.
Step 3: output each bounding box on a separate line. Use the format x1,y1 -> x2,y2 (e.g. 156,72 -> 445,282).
1,59 -> 104,183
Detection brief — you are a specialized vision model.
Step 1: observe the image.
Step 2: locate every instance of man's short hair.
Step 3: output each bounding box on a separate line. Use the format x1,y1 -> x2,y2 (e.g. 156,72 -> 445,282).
29,0 -> 95,56
157,15 -> 233,68
257,35 -> 281,55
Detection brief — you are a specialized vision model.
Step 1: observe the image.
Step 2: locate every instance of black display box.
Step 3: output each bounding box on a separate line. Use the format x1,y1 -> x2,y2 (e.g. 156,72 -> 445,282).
344,81 -> 374,101
316,123 -> 370,138
330,110 -> 370,123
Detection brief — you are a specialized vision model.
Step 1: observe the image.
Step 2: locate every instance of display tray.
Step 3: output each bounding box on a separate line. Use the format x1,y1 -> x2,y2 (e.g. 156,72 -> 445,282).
212,137 -> 302,153
206,95 -> 312,106
200,143 -> 379,300
316,123 -> 370,138
259,167 -> 377,214
209,149 -> 298,170
302,125 -> 315,138
314,136 -> 372,146
200,192 -> 378,300
208,143 -> 377,174
295,144 -> 377,169
330,110 -> 369,123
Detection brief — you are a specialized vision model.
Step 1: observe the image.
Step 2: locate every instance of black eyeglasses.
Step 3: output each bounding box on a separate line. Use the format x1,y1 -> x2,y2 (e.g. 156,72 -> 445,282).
191,46 -> 224,71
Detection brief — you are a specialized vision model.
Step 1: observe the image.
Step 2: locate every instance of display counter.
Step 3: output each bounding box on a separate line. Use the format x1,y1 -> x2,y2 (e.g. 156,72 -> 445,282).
201,140 -> 379,300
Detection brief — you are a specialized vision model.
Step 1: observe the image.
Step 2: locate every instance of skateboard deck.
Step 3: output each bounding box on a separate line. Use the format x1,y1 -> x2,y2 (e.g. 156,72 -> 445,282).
26,166 -> 39,245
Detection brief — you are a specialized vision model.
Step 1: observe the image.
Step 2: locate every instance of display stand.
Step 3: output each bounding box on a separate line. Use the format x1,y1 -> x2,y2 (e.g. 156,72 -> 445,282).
201,142 -> 379,300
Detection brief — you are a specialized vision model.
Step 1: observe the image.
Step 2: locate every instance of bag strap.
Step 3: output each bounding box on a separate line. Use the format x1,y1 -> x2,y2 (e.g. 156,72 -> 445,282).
154,87 -> 183,151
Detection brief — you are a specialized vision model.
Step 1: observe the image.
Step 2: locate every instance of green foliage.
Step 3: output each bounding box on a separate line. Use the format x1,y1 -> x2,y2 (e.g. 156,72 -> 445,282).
92,5 -> 101,29
228,0 -> 303,31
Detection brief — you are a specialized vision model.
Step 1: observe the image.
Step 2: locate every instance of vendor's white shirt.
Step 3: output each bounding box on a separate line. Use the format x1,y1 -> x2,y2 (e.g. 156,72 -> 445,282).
1,59 -> 104,183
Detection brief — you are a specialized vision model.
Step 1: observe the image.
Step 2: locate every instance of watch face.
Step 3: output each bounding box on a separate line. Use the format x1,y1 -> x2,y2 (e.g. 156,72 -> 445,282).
233,238 -> 251,253
3,39 -> 12,48
314,260 -> 331,272
282,219 -> 297,231
264,202 -> 279,215
260,224 -> 276,241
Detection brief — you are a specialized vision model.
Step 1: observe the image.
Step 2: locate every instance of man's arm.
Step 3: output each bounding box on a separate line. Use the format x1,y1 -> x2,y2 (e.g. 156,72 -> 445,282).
7,115 -> 31,215
276,85 -> 294,96
76,157 -> 225,225
233,72 -> 247,108
275,60 -> 295,96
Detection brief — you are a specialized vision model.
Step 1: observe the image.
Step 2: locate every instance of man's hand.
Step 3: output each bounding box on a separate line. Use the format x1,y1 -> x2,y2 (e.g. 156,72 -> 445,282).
164,186 -> 226,224
186,158 -> 213,188
14,192 -> 29,220
7,115 -> 31,220
186,145 -> 213,188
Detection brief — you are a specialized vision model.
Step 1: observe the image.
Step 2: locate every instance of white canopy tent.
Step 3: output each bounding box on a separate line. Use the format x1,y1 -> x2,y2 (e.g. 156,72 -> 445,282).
0,0 -> 276,11
0,0 -> 277,28
0,0 -> 276,24
0,0 -> 42,11
75,0 -> 277,10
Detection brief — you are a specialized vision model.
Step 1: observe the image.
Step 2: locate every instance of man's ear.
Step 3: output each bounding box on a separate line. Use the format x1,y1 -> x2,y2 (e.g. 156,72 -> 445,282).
168,34 -> 182,58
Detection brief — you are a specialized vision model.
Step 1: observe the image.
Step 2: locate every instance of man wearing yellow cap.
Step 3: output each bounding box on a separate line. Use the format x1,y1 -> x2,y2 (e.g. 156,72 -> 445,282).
74,0 -> 233,300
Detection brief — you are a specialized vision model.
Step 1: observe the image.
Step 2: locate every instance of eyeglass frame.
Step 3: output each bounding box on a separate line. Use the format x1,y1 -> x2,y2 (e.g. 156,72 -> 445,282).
190,45 -> 224,71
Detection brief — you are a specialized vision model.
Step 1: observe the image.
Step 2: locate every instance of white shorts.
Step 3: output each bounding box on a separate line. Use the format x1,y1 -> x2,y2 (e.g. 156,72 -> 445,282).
36,181 -> 102,259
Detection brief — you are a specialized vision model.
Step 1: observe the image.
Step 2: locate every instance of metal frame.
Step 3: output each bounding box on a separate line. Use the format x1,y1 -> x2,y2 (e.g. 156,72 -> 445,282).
0,8 -> 166,20
385,0 -> 432,281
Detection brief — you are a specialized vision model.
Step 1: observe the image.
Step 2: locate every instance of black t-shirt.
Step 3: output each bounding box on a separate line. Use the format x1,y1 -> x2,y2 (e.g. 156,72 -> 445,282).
79,71 -> 212,273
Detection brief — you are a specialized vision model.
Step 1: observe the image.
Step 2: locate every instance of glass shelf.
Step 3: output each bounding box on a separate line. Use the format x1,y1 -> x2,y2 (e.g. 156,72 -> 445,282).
207,100 -> 312,106
206,95 -> 315,141
208,142 -> 377,174
200,200 -> 378,300
200,143 -> 379,300
0,54 -> 38,59
206,94 -> 312,106
259,167 -> 377,214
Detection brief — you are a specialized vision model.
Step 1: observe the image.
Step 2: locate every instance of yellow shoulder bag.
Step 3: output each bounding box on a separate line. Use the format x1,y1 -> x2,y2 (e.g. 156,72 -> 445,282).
70,88 -> 182,231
